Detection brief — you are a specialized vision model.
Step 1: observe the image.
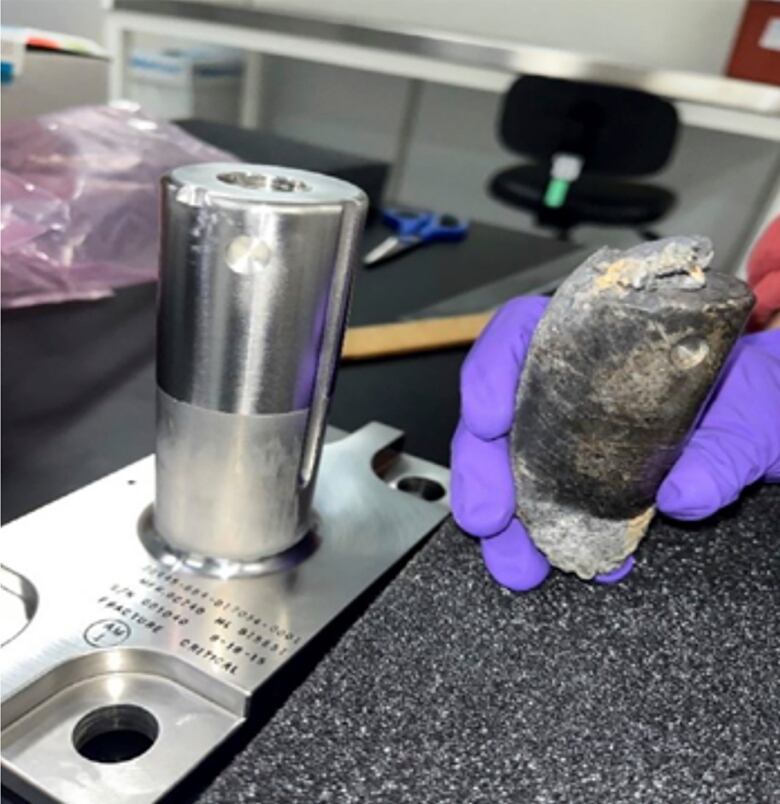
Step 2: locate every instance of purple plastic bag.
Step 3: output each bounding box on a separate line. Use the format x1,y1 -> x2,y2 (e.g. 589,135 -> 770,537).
1,103 -> 236,308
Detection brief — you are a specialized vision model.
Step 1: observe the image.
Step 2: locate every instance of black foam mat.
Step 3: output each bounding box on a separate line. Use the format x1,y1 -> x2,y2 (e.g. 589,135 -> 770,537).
198,485 -> 780,803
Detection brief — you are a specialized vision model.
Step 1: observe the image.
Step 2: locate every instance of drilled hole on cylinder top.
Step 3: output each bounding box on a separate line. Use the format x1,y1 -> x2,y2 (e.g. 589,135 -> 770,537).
72,704 -> 159,764
217,171 -> 310,193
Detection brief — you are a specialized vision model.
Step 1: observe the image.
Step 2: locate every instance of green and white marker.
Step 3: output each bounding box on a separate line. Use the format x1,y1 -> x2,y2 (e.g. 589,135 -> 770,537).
543,153 -> 584,209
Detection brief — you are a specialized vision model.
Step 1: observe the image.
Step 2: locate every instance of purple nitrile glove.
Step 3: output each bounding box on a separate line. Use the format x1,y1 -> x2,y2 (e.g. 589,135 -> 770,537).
656,327 -> 780,518
451,296 -> 780,592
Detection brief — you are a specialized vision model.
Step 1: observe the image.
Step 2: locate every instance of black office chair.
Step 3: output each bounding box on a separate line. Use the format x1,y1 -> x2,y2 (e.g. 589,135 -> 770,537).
489,75 -> 679,239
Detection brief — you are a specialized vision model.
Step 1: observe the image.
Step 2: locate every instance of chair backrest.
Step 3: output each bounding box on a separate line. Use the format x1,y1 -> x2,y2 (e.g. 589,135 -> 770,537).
498,75 -> 679,176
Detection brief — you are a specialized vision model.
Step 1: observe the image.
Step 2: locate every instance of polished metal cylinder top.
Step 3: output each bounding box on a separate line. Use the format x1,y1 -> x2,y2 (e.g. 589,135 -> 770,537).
154,163 -> 367,567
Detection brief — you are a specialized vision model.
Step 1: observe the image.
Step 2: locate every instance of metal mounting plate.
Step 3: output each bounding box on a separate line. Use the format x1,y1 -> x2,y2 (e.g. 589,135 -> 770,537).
1,423 -> 450,804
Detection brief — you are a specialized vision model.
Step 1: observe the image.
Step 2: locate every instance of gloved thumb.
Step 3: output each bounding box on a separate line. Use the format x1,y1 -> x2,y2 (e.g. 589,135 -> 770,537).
657,331 -> 780,521
656,428 -> 767,520
480,518 -> 550,592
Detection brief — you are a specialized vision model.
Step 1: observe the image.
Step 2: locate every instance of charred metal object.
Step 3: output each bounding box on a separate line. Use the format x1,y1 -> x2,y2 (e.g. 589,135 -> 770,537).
512,236 -> 754,579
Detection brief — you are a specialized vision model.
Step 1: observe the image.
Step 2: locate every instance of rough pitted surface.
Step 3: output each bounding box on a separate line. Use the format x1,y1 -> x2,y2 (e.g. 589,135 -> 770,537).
511,237 -> 754,578
584,234 -> 713,291
199,485 -> 780,804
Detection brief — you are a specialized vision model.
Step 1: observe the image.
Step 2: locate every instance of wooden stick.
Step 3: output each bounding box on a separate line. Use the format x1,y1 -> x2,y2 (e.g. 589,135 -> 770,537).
342,311 -> 494,361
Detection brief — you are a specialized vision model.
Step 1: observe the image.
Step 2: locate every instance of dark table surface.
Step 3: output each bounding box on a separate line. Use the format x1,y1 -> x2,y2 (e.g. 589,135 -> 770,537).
197,493 -> 780,804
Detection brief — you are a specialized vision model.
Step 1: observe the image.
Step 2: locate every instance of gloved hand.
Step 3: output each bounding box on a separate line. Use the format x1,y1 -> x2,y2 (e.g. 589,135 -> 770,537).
451,295 -> 780,592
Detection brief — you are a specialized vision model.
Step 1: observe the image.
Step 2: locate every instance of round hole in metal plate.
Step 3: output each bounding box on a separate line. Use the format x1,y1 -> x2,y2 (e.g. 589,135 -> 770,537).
396,476 -> 445,502
73,704 -> 159,763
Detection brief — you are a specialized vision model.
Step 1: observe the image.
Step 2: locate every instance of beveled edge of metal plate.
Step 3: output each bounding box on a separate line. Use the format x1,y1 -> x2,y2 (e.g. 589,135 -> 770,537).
1,423 -> 450,804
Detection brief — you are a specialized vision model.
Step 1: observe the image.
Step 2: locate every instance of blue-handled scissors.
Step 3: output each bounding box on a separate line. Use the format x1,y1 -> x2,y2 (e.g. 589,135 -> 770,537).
364,208 -> 470,267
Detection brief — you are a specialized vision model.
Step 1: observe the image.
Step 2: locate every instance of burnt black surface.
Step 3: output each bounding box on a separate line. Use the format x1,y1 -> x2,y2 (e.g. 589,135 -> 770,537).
196,489 -> 780,804
513,252 -> 753,519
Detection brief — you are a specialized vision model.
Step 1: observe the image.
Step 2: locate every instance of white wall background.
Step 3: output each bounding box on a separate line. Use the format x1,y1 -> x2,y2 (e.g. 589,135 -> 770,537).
2,0 -> 106,43
250,0 -> 745,73
3,0 -> 746,73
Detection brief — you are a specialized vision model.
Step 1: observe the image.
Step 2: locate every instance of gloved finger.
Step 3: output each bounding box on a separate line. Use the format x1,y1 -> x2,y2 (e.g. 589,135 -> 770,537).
460,295 -> 549,440
594,555 -> 635,585
657,340 -> 780,519
656,428 -> 766,520
451,420 -> 515,537
480,517 -> 551,592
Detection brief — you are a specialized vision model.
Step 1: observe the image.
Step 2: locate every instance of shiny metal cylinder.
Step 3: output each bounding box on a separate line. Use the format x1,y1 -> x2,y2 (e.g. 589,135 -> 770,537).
154,163 -> 367,563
